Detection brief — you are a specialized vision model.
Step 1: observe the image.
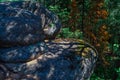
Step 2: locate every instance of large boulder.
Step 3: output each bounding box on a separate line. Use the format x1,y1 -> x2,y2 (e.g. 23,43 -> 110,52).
0,39 -> 98,80
0,1 -> 61,47
0,1 -> 97,80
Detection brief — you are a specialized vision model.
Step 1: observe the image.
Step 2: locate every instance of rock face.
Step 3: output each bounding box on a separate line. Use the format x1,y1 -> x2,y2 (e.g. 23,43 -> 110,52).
0,39 -> 98,80
0,1 -> 97,80
0,1 -> 61,47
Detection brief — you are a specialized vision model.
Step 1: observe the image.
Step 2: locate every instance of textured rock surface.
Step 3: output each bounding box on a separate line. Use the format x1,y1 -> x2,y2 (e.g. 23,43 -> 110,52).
0,42 -> 45,62
0,1 -> 61,47
0,39 -> 98,80
0,1 -> 97,80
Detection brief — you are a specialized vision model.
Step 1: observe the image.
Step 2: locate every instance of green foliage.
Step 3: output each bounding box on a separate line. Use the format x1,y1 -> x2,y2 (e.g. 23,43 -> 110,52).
91,55 -> 120,80
115,67 -> 120,80
57,28 -> 83,39
106,0 -> 120,49
48,5 -> 70,28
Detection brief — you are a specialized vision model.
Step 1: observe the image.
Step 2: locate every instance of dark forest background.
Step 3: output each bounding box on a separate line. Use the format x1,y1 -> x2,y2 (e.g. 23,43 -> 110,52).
0,0 -> 120,80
